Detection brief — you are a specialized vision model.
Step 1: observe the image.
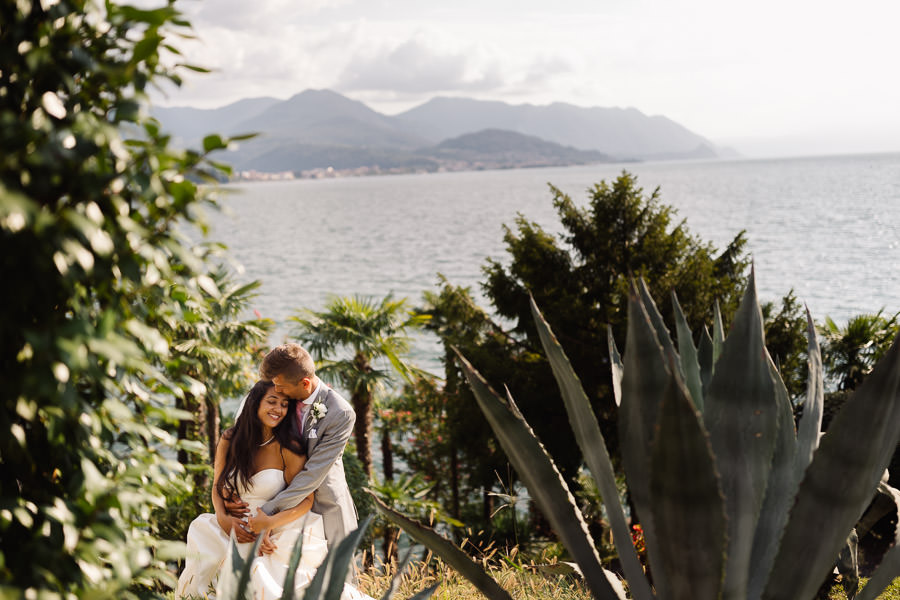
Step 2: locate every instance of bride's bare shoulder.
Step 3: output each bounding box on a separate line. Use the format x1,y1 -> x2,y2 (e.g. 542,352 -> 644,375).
280,443 -> 307,472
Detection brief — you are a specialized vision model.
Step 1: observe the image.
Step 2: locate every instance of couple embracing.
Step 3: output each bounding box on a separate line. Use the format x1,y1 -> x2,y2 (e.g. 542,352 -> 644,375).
176,343 -> 373,599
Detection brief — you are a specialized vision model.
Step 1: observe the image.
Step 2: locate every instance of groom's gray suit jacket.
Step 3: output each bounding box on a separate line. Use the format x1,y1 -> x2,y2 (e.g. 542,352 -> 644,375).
260,385 -> 358,548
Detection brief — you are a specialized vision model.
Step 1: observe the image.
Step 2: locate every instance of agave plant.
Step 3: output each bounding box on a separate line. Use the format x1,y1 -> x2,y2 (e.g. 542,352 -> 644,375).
374,271 -> 900,600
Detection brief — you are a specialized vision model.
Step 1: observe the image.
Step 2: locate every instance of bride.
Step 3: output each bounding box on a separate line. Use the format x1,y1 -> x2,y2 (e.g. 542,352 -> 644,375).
175,380 -> 372,599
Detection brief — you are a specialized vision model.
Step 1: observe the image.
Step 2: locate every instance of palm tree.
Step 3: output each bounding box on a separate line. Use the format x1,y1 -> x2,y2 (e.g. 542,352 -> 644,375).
820,309 -> 899,391
290,295 -> 429,477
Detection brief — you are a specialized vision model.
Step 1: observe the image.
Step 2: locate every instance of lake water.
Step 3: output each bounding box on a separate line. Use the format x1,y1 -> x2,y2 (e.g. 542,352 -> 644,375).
206,152 -> 900,373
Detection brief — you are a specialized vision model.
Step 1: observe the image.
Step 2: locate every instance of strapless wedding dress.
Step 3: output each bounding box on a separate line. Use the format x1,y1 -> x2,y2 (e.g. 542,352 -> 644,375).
175,468 -> 372,599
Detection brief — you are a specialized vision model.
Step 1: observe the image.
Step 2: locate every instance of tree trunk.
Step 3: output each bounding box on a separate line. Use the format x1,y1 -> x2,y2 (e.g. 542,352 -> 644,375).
352,390 -> 373,477
450,444 -> 460,519
382,525 -> 400,566
380,427 -> 394,481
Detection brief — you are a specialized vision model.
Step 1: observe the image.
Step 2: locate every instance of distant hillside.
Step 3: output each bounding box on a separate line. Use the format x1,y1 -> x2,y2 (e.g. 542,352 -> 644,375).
151,97 -> 280,147
427,129 -> 609,168
151,89 -> 726,176
397,97 -> 716,158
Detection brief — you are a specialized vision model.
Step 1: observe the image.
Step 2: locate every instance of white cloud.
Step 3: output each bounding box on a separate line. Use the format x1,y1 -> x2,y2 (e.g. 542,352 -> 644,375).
335,34 -> 504,93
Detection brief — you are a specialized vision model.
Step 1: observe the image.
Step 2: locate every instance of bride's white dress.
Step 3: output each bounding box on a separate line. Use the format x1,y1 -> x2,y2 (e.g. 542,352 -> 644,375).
175,469 -> 372,599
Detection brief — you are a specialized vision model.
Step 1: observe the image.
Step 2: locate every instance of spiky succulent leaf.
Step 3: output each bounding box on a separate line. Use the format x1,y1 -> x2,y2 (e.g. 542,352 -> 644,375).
218,530 -> 264,600
455,350 -> 625,600
795,309 -> 824,478
638,278 -> 680,370
763,334 -> 900,600
713,299 -> 725,362
649,364 -> 727,600
531,297 -> 653,600
703,269 -> 779,600
301,516 -> 373,600
620,281 -> 673,599
698,325 -> 715,393
608,326 -> 624,407
672,291 -> 704,411
855,482 -> 900,600
747,359 -> 798,600
279,516 -> 307,600
369,493 -> 514,600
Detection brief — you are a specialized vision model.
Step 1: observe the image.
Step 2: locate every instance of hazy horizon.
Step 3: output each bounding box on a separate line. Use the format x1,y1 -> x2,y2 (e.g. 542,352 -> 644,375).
151,0 -> 900,159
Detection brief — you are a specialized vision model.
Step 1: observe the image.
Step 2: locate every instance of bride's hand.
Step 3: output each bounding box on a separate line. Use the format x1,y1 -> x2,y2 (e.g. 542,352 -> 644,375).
258,530 -> 277,556
247,508 -> 273,534
217,514 -> 258,543
223,494 -> 250,519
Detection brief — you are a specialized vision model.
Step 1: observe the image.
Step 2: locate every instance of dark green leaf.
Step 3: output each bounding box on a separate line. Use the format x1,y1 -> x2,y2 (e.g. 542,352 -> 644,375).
703,268 -> 779,600
369,493 -> 514,600
649,365 -> 726,600
672,291 -> 704,411
619,280 -> 672,598
455,351 -> 625,600
531,297 -> 652,600
763,333 -> 900,600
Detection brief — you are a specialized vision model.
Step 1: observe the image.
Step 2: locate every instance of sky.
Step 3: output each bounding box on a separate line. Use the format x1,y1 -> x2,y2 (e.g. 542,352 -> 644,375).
153,0 -> 900,157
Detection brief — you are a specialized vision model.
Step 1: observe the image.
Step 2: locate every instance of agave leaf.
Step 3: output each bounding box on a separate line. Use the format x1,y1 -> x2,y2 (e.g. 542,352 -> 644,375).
455,350 -> 625,600
713,299 -> 725,362
649,363 -> 727,600
857,544 -> 900,600
703,269 -> 779,600
619,281 -> 673,599
637,278 -> 680,368
747,359 -> 798,600
698,325 -> 714,393
280,515 -> 307,600
369,492 -> 514,600
763,334 -> 900,600
219,530 -> 264,600
672,291 -> 704,411
326,516 -> 372,600
531,297 -> 653,600
855,482 -> 900,600
794,308 -> 824,478
608,326 -> 624,408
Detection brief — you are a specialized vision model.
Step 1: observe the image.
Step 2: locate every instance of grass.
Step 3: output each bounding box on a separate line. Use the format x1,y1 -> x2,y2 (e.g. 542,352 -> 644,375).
358,557 -> 592,600
358,561 -> 900,600
826,576 -> 900,600
170,559 -> 900,599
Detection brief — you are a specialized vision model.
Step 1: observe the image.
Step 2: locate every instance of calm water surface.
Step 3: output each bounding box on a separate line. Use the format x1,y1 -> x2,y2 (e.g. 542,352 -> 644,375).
207,152 -> 900,370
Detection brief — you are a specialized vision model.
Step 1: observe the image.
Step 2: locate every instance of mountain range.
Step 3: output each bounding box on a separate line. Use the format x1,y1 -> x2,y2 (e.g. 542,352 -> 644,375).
152,89 -> 726,177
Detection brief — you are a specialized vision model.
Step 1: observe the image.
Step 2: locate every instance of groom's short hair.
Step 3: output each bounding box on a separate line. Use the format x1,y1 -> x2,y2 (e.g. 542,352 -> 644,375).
260,343 -> 316,382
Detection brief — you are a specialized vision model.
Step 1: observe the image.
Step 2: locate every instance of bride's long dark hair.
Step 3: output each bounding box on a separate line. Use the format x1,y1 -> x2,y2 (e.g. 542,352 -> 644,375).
216,380 -> 298,500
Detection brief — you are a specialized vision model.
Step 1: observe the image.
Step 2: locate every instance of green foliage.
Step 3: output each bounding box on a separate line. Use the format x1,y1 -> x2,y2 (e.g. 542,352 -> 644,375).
290,294 -> 429,477
0,0 -> 262,595
387,273 -> 900,600
434,173 -> 751,491
821,310 -> 900,391
762,290 -> 810,398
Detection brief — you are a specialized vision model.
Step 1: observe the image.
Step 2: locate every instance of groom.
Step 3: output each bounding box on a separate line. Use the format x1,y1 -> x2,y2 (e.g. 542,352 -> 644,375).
228,342 -> 358,549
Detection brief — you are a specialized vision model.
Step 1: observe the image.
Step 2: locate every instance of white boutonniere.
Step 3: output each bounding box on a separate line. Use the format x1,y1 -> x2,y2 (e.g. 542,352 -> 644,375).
309,400 -> 327,424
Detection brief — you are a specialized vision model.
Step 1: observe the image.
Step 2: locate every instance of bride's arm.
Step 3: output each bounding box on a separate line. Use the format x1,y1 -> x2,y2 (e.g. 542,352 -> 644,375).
247,449 -> 314,533
211,435 -> 254,539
